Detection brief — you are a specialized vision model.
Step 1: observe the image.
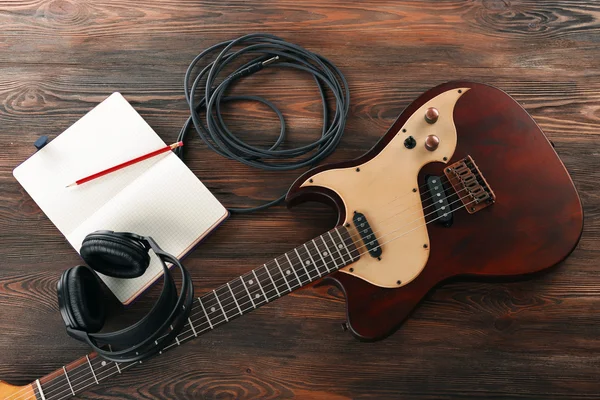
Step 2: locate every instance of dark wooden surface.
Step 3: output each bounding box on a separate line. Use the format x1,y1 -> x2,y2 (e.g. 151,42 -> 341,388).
0,1 -> 599,399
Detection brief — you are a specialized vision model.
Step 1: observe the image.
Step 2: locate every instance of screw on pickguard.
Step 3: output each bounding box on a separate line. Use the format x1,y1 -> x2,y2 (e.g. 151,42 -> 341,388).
352,211 -> 382,258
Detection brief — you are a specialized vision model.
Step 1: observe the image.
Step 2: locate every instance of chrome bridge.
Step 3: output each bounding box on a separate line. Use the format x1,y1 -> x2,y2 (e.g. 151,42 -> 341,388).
444,156 -> 496,214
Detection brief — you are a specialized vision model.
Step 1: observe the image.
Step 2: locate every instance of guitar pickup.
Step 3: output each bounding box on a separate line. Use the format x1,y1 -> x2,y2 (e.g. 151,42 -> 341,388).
353,212 -> 382,258
426,175 -> 453,226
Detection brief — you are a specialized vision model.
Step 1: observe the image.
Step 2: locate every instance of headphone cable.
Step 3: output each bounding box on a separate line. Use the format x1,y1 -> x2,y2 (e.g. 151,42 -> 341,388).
175,33 -> 350,213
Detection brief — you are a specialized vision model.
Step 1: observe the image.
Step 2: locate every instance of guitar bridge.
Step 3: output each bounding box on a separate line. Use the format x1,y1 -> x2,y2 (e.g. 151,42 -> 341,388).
444,156 -> 496,214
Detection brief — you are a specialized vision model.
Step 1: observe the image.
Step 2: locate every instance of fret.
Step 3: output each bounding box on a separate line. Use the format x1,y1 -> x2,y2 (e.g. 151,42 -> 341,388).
252,270 -> 269,302
267,260 -> 287,295
172,325 -> 181,345
108,345 -> 122,373
274,258 -> 292,291
188,317 -> 198,337
213,289 -> 229,322
264,264 -> 281,297
328,230 -> 348,264
198,297 -> 213,329
284,252 -> 304,286
312,238 -> 331,273
35,379 -> 46,400
256,265 -> 277,300
335,228 -> 355,261
303,243 -> 324,277
63,366 -> 75,396
319,235 -> 339,270
227,282 -> 243,315
240,276 -> 256,308
86,355 -> 99,384
294,247 -> 315,281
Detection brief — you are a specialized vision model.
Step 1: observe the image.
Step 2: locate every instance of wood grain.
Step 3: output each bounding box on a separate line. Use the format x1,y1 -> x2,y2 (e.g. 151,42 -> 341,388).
0,0 -> 599,399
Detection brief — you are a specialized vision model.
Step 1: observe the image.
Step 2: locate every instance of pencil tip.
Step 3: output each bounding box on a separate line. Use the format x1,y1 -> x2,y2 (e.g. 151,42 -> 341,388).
66,183 -> 76,188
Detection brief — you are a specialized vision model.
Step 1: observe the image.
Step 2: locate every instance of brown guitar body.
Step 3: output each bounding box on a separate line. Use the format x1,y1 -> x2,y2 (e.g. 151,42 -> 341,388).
286,81 -> 583,341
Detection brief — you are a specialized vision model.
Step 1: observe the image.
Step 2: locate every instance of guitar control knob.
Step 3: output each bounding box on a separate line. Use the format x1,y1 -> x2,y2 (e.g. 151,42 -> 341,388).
425,135 -> 440,151
425,107 -> 439,124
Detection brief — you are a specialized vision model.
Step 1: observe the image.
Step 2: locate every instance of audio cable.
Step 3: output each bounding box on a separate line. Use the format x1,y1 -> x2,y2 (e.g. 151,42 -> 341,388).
176,33 -> 350,213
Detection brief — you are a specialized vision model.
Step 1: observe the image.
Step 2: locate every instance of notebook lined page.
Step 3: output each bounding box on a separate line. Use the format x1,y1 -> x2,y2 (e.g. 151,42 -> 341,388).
68,152 -> 227,304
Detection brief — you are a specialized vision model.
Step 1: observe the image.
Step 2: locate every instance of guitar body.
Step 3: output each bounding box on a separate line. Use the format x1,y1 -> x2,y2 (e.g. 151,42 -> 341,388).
286,81 -> 583,341
0,381 -> 35,399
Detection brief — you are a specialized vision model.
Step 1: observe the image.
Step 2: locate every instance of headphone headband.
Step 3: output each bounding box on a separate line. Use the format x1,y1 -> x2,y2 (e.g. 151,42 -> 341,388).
57,230 -> 194,363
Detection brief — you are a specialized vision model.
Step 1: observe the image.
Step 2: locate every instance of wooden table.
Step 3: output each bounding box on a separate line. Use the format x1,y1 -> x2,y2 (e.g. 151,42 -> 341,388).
1,1 -> 598,399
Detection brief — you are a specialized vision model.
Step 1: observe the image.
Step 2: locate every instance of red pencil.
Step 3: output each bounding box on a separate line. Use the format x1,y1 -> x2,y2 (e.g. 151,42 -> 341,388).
66,141 -> 183,187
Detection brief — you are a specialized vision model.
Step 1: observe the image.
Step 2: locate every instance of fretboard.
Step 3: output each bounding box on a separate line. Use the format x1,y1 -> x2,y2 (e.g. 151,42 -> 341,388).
31,226 -> 359,400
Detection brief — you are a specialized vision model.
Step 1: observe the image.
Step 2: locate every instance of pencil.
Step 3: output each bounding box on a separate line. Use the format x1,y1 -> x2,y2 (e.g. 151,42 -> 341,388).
66,141 -> 183,187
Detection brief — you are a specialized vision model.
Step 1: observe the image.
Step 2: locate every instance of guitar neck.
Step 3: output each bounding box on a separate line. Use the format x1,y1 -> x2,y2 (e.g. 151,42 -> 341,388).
24,226 -> 359,400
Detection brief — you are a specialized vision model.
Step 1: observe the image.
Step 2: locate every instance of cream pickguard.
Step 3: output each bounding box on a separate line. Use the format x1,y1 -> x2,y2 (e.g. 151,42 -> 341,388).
300,88 -> 468,288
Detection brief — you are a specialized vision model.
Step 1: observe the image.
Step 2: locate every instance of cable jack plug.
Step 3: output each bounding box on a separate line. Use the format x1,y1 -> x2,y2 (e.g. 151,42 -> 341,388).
261,55 -> 279,66
235,56 -> 280,79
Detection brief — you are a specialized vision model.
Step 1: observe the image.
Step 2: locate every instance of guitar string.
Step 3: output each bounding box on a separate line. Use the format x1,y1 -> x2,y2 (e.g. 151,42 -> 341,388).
175,192 -> 476,332
359,173 -> 452,217
179,184 -> 473,321
22,177 -> 464,400
340,176 -> 460,246
17,171 -> 468,400
22,188 -> 476,400
24,194 -> 479,400
22,160 -> 480,399
29,184 -> 473,399
278,164 -> 474,256
22,170 -> 468,399
18,190 -> 454,400
23,186 -> 477,400
40,196 -> 479,400
31,195 -> 478,400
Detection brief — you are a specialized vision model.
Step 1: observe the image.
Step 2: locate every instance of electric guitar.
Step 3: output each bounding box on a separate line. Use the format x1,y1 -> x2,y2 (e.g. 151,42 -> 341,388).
1,81 -> 583,400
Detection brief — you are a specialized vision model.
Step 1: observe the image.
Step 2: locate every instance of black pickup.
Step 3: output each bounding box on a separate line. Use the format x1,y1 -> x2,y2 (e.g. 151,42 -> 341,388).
426,175 -> 453,226
353,212 -> 382,258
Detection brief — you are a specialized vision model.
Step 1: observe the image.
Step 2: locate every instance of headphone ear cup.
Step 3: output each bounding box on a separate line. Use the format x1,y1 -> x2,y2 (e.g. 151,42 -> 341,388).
81,235 -> 150,278
67,265 -> 106,333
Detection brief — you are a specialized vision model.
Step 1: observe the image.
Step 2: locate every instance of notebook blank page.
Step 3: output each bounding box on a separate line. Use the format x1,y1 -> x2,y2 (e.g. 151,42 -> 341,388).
13,93 -> 166,236
13,92 -> 228,304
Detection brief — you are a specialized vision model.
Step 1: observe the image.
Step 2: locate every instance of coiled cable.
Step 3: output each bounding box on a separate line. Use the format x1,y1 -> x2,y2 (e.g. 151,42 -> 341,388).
176,33 -> 350,213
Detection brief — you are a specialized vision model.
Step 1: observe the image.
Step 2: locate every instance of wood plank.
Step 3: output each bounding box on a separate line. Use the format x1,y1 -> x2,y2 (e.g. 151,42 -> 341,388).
0,0 -> 599,398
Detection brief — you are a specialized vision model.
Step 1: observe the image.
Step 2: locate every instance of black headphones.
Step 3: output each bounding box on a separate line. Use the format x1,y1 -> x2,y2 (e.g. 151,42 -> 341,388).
57,230 -> 194,363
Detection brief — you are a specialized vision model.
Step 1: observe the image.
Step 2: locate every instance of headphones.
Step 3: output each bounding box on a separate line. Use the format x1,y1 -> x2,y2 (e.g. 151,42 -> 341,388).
57,230 -> 194,363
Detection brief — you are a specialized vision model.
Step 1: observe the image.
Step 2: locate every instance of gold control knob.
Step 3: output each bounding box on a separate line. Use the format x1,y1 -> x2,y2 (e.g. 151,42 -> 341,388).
425,107 -> 439,124
425,135 -> 440,151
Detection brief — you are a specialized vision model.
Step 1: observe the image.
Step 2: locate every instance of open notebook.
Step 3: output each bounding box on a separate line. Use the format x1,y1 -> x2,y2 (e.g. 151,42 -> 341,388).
13,92 -> 228,304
